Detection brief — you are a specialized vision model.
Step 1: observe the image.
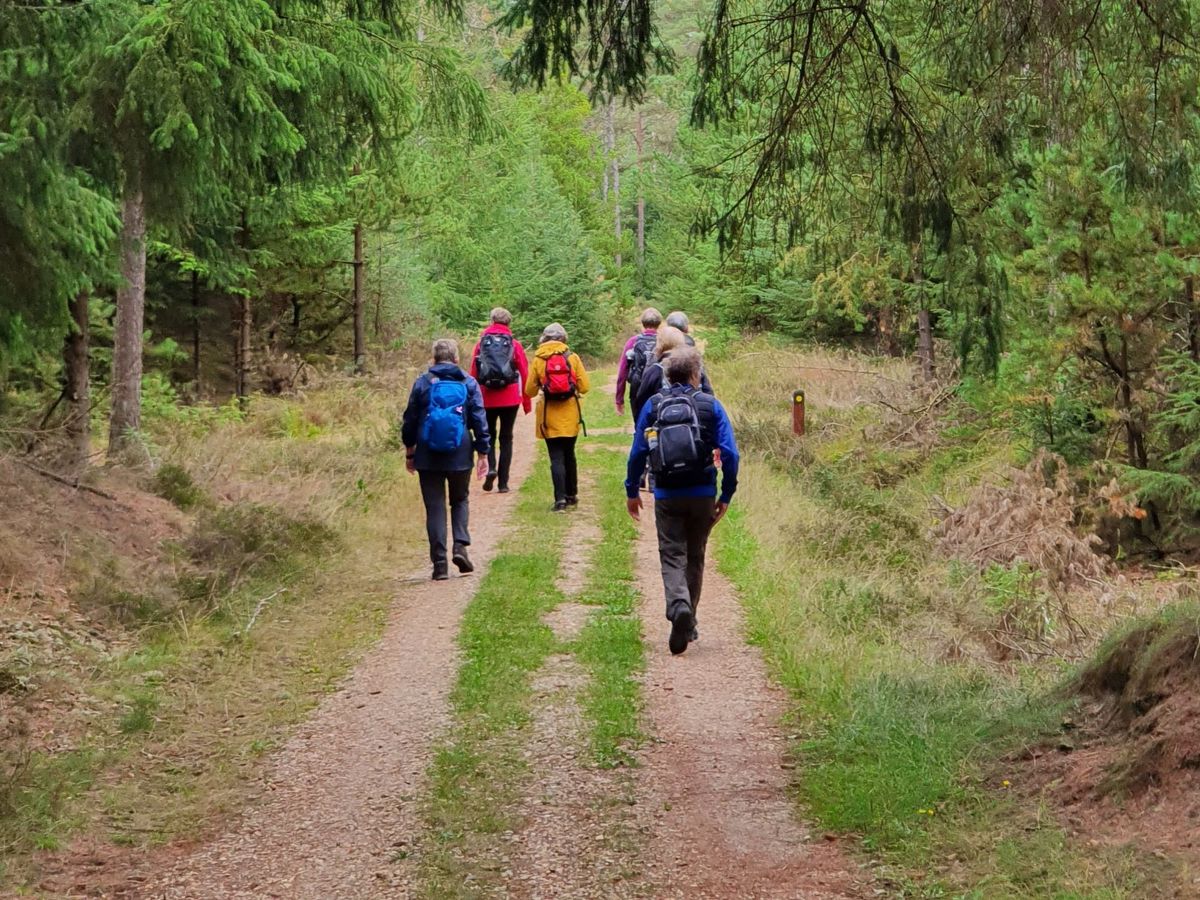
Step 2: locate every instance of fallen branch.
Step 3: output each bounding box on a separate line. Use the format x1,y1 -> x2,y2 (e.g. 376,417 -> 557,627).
14,457 -> 127,505
243,588 -> 289,635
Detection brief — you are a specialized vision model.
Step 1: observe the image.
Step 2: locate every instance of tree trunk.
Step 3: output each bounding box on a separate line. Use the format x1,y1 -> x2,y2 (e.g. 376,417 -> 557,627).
605,98 -> 622,268
109,175 -> 147,453
191,270 -> 202,387
635,111 -> 645,271
601,98 -> 613,201
236,294 -> 252,402
63,290 -> 90,470
353,221 -> 365,374
292,294 -> 302,339
913,244 -> 934,380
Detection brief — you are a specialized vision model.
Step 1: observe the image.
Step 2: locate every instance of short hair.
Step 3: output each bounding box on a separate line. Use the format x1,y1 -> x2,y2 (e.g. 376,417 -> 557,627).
665,311 -> 690,332
640,307 -> 663,328
654,325 -> 687,360
540,322 -> 568,344
664,347 -> 702,385
490,307 -> 512,326
432,338 -> 459,364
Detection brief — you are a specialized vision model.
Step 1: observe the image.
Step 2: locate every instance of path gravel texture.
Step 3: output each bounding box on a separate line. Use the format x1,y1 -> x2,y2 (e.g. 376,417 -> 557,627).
138,422 -> 540,900
633,507 -> 868,899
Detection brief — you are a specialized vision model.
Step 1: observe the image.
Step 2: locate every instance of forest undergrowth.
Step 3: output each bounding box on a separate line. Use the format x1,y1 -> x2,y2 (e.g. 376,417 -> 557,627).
0,366 -> 429,890
708,339 -> 1200,898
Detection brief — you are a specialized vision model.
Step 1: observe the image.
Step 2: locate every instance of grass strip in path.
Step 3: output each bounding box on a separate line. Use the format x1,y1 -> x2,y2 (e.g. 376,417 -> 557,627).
419,446 -> 570,897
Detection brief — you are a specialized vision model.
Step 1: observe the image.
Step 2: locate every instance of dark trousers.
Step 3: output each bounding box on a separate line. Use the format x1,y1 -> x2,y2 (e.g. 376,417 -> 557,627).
418,469 -> 471,564
654,496 -> 715,620
485,405 -> 520,488
545,437 -> 578,504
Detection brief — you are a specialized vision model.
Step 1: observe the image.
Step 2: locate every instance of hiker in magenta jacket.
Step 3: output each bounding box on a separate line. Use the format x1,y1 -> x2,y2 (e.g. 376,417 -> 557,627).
469,308 -> 531,494
614,307 -> 662,416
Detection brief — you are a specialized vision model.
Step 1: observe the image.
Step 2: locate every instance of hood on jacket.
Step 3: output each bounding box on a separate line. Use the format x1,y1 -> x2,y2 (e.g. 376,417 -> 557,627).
481,323 -> 514,337
428,362 -> 467,380
535,340 -> 569,360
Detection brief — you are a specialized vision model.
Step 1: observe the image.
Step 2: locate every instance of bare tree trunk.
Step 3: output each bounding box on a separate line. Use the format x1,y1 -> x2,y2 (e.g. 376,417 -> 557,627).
913,244 -> 934,380
601,98 -> 613,201
604,98 -> 622,268
635,110 -> 645,271
109,174 -> 146,453
191,270 -> 202,387
64,290 -> 90,470
353,221 -> 365,374
237,294 -> 252,402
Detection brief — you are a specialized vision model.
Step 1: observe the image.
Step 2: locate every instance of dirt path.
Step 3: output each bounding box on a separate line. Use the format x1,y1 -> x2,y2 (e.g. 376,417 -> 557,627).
632,507 -> 867,899
133,423 -> 540,900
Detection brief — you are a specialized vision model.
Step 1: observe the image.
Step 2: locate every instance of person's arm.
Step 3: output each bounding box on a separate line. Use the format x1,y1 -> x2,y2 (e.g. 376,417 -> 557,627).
614,335 -> 635,410
573,354 -> 590,395
469,342 -> 481,379
516,342 -> 532,413
700,367 -> 714,395
625,403 -> 654,516
467,379 -> 490,456
713,399 -> 740,505
524,357 -> 541,399
400,377 -> 424,471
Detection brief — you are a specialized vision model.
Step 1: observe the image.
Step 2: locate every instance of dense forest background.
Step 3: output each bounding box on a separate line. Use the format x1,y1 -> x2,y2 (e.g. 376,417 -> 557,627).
2,0 -> 1199,551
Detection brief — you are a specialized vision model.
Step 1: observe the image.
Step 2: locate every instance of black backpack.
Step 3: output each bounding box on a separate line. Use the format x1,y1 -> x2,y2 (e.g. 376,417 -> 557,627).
650,393 -> 708,477
477,333 -> 518,390
626,333 -> 657,394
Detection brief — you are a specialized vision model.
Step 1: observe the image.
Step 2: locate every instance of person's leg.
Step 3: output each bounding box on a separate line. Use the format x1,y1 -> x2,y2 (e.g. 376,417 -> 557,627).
682,497 -> 714,615
497,405 -> 519,490
418,470 -> 449,573
447,469 -> 474,572
484,407 -> 501,489
655,498 -> 695,654
546,438 -> 567,507
564,436 -> 578,503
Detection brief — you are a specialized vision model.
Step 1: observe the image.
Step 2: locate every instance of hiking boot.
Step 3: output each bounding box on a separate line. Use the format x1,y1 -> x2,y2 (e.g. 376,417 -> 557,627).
452,544 -> 474,574
483,471 -> 497,492
565,495 -> 578,507
669,604 -> 694,656
432,560 -> 450,581
498,484 -> 510,494
552,501 -> 568,513
689,620 -> 699,643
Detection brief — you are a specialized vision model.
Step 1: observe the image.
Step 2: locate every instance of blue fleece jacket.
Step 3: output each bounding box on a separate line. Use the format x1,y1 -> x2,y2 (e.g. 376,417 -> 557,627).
401,363 -> 490,471
625,385 -> 740,504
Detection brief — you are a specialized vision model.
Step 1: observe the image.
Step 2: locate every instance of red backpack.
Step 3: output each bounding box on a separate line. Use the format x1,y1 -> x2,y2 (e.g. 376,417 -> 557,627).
542,351 -> 577,400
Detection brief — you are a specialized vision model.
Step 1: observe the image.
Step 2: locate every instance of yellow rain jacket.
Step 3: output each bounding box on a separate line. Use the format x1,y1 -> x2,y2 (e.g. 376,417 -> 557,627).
525,341 -> 590,439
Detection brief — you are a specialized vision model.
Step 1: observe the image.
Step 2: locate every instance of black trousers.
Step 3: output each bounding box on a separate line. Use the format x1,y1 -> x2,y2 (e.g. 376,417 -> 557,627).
485,405 -> 520,488
545,437 -> 578,504
654,496 -> 715,620
418,469 -> 471,564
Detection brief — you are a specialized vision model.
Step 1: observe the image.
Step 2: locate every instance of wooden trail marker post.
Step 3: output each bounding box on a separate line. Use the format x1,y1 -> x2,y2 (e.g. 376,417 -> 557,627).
792,389 -> 806,436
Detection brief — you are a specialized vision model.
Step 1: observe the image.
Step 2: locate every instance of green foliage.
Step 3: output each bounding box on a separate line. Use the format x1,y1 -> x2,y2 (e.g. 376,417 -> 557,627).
152,463 -> 206,510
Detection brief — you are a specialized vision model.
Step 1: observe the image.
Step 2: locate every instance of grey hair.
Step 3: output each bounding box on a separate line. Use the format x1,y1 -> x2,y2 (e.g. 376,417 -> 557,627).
490,307 -> 513,326
665,310 -> 690,332
663,346 -> 702,385
653,325 -> 687,361
540,323 -> 568,344
432,338 -> 460,364
640,307 -> 663,328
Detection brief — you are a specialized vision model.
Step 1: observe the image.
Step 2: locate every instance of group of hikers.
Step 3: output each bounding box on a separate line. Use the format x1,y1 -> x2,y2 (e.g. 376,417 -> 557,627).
401,306 -> 739,655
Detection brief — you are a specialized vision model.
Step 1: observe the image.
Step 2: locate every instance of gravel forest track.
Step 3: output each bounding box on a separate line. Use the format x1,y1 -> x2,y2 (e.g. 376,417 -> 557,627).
139,423 -> 541,900
54,384 -> 868,899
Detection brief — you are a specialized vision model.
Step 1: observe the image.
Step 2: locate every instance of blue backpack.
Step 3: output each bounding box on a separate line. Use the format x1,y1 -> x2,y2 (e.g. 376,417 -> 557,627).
422,377 -> 469,453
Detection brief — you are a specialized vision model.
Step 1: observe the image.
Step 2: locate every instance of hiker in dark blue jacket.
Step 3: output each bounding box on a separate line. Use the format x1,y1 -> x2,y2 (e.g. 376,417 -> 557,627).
626,347 -> 739,655
402,339 -> 491,581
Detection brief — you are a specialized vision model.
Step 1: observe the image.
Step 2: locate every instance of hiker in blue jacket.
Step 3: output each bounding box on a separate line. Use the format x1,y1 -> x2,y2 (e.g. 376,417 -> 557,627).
626,347 -> 740,655
402,339 -> 491,581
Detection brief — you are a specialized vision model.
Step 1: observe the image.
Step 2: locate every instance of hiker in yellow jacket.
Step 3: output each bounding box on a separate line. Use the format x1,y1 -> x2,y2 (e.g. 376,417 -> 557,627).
525,323 -> 590,511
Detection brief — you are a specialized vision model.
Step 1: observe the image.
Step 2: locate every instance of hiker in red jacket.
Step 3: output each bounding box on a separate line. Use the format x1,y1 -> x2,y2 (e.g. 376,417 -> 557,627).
470,308 -> 531,493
